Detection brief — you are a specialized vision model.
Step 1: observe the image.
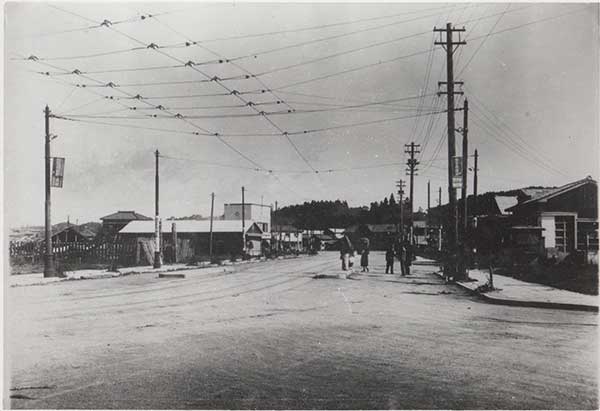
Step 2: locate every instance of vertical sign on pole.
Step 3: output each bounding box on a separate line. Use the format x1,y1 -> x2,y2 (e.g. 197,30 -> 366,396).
51,157 -> 65,188
452,156 -> 463,188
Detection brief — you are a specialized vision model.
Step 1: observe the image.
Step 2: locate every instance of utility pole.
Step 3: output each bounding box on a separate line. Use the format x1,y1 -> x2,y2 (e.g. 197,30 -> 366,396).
458,98 -> 469,278
154,149 -> 161,268
473,149 -> 479,216
427,180 -> 431,213
461,99 -> 469,234
275,200 -> 281,252
241,186 -> 245,254
405,142 -> 421,245
396,180 -> 405,238
434,22 -> 466,280
438,187 -> 442,206
44,105 -> 55,277
209,192 -> 215,259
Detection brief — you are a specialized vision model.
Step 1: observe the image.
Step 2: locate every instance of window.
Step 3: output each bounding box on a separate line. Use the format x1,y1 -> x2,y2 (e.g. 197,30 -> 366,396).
554,216 -> 575,252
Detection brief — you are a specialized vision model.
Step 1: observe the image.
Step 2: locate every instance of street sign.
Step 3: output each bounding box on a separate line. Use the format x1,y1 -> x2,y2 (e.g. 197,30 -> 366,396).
51,157 -> 65,188
452,156 -> 462,188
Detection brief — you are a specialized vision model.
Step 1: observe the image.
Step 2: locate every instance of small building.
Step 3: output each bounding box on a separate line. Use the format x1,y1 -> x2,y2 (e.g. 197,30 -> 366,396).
119,220 -> 264,263
224,203 -> 271,235
507,176 -> 598,262
100,210 -> 152,235
52,225 -> 95,244
272,224 -> 303,251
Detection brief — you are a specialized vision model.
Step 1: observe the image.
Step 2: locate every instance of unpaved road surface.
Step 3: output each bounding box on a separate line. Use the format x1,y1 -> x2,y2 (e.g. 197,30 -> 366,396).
6,252 -> 598,409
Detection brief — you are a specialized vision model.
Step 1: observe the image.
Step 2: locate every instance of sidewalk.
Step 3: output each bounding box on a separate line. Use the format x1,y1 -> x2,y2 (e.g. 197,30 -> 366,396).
442,268 -> 598,312
7,255 -> 286,288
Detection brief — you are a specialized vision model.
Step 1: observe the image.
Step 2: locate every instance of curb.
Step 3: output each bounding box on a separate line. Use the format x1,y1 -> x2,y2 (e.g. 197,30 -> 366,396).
432,271 -> 598,313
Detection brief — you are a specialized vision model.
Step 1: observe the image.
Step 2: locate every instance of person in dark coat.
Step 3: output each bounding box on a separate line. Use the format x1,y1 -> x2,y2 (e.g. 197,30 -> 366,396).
385,245 -> 395,274
361,247 -> 369,272
400,239 -> 411,276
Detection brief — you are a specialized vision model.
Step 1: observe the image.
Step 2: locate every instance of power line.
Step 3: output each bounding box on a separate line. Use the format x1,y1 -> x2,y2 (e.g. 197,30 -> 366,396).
168,4 -> 462,44
457,4 -> 511,77
111,15 -> 318,174
275,48 -> 434,90
469,110 -> 572,179
33,47 -> 270,172
466,5 -> 587,42
56,107 -> 448,138
470,105 -> 571,178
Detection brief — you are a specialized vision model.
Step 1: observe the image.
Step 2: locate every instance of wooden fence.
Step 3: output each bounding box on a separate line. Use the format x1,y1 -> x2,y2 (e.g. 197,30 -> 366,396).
9,239 -> 138,267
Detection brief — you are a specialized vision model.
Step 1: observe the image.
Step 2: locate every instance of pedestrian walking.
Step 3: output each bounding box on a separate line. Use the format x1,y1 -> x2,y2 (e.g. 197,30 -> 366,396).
339,235 -> 353,271
405,239 -> 412,276
385,245 -> 395,274
400,239 -> 411,276
361,247 -> 369,272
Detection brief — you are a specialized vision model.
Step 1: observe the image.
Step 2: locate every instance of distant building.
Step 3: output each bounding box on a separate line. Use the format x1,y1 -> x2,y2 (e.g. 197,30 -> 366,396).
344,224 -> 397,250
52,225 -> 95,244
272,224 -> 303,251
119,220 -> 264,262
100,210 -> 152,235
224,203 -> 271,236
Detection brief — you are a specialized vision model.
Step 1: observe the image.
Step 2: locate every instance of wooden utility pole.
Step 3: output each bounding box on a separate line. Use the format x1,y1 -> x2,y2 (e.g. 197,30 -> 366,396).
473,149 -> 479,216
396,180 -> 405,238
44,105 -> 56,277
462,99 -> 469,233
438,187 -> 442,206
405,142 -> 421,245
241,186 -> 246,254
154,149 -> 161,268
209,192 -> 215,259
427,180 -> 431,213
459,99 -> 469,277
434,22 -> 466,280
275,200 -> 282,252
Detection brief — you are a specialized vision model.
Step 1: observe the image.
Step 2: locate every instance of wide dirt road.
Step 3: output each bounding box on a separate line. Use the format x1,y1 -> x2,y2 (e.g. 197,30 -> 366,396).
6,252 -> 598,409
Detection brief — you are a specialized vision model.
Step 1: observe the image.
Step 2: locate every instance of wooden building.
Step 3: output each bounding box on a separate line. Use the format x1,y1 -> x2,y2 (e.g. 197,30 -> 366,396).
52,225 -> 95,244
507,176 -> 598,262
119,219 -> 264,263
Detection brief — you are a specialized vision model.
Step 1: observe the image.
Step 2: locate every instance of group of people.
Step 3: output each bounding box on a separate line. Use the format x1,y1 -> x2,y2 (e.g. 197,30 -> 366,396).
339,235 -> 413,275
385,239 -> 412,276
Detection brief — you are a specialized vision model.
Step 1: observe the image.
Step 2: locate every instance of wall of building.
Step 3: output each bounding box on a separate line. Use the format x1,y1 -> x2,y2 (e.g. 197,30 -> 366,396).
224,204 -> 271,232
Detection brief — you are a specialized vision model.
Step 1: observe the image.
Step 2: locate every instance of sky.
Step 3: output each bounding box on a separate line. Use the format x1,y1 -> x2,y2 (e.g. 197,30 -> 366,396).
3,1 -> 599,228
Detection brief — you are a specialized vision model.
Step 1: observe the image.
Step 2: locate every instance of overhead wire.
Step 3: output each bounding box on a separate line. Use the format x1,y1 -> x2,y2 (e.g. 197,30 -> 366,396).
30,41 -> 268,171
469,109 -> 572,179
469,102 -> 572,178
140,16 -> 319,174
457,4 -> 511,77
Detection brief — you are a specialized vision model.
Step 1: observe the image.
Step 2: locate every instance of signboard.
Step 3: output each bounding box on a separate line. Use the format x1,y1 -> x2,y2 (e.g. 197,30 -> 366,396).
452,156 -> 462,188
51,157 -> 65,188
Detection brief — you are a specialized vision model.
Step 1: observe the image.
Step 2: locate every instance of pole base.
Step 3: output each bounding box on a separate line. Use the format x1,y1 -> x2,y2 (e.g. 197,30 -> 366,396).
153,251 -> 162,268
43,254 -> 56,277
